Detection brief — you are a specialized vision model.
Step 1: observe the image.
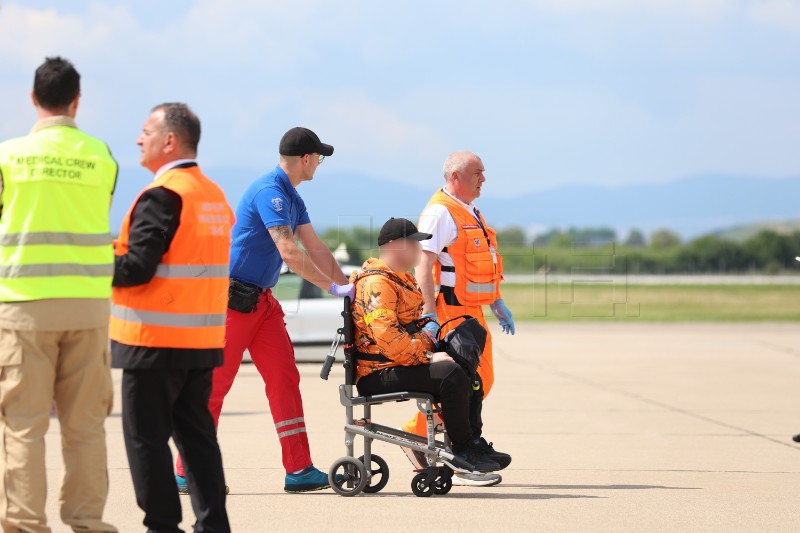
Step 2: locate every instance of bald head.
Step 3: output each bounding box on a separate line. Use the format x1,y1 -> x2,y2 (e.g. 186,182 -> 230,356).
442,151 -> 486,203
443,151 -> 477,181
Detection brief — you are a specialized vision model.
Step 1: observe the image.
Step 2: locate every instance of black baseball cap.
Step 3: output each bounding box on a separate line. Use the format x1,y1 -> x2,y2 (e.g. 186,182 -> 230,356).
279,127 -> 334,157
378,218 -> 433,246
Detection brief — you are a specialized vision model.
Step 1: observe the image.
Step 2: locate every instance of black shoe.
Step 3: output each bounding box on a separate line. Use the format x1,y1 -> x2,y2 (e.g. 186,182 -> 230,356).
793,434 -> 800,443
454,441 -> 501,473
477,437 -> 512,470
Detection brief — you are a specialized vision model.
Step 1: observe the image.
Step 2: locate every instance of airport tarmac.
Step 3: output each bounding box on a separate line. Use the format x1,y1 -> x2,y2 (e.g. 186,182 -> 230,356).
41,323 -> 800,532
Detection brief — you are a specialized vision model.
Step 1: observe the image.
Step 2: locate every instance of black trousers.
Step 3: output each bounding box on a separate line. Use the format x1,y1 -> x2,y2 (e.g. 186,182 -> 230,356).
121,367 -> 230,533
357,361 -> 483,450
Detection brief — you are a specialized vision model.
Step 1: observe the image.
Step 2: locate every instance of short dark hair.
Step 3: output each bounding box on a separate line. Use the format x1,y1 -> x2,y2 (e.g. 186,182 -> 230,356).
152,102 -> 201,153
33,56 -> 80,110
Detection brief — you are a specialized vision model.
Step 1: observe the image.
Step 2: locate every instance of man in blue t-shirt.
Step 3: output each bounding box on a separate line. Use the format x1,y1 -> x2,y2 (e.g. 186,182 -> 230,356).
175,127 -> 354,493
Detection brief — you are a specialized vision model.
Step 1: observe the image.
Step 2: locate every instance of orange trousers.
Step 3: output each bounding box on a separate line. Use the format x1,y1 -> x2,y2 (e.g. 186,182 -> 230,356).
401,293 -> 494,436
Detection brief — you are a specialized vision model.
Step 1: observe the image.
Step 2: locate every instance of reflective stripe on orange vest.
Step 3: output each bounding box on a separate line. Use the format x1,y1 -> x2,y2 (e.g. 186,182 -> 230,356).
154,263 -> 229,279
111,304 -> 226,328
466,281 -> 497,293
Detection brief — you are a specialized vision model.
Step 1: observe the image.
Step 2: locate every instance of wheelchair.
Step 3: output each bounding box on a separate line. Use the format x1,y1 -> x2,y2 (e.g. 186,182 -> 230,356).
320,297 -> 478,497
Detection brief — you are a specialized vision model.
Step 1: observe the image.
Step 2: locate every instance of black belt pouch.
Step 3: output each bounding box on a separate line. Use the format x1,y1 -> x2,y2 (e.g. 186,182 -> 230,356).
228,279 -> 261,313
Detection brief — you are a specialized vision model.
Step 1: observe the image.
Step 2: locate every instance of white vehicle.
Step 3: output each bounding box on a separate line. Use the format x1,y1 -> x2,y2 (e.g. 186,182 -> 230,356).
272,263 -> 360,344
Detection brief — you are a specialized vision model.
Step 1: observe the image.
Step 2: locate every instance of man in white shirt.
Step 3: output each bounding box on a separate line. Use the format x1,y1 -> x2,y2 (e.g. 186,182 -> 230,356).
402,151 -> 515,487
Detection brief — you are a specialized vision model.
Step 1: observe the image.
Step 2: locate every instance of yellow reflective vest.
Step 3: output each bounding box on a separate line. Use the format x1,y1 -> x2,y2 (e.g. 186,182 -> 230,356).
0,121 -> 117,302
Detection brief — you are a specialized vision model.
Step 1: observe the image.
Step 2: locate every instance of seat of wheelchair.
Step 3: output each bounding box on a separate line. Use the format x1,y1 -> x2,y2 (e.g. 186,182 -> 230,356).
327,297 -> 441,408
349,390 -> 436,406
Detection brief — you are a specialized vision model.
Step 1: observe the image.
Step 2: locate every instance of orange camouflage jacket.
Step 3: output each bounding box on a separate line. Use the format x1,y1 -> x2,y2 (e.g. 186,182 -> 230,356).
350,258 -> 434,379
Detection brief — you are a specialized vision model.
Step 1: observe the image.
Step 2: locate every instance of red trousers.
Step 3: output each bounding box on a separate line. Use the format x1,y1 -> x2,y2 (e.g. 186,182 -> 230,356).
177,290 -> 312,476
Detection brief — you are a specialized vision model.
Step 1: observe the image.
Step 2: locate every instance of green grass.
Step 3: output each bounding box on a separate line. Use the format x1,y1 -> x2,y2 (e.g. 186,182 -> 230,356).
496,284 -> 800,322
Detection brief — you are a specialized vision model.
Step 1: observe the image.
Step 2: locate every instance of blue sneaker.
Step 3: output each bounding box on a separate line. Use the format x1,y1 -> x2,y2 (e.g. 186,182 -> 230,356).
284,466 -> 331,493
176,474 -> 229,495
176,474 -> 190,495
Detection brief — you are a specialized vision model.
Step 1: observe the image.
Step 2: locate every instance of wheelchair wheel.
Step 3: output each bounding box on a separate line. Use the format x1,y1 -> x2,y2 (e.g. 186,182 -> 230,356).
329,457 -> 368,497
433,474 -> 453,495
411,472 -> 434,497
359,454 -> 390,494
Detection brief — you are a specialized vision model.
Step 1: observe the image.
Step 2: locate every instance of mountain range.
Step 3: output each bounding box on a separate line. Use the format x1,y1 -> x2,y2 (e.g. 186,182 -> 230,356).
110,169 -> 798,240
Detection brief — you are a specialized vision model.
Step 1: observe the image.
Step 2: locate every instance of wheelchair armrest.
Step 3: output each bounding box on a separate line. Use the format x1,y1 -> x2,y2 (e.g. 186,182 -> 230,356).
351,391 -> 435,406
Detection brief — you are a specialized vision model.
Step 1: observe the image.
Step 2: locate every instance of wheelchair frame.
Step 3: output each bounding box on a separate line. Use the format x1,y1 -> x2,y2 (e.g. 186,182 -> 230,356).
320,297 -> 475,497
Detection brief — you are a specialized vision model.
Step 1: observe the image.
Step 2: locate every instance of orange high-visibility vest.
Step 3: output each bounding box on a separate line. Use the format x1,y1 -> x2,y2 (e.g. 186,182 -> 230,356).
110,165 -> 233,349
426,189 -> 503,306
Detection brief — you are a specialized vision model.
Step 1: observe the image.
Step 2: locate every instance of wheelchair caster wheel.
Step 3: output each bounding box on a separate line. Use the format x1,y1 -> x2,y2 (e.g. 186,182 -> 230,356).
329,457 -> 368,497
411,472 -> 434,497
433,474 -> 453,495
359,454 -> 390,494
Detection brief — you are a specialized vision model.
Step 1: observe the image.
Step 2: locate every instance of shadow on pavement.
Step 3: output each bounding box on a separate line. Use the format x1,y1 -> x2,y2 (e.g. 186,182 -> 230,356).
227,491 -> 602,500
501,484 -> 701,491
340,492 -> 602,500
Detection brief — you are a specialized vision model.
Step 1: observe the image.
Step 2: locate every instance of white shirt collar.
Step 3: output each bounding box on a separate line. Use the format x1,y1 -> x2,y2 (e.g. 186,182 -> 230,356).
154,158 -> 197,180
442,185 -> 476,210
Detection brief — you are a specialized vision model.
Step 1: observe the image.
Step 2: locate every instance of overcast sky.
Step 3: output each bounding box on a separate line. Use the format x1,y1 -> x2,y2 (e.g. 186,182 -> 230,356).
1,0 -> 798,201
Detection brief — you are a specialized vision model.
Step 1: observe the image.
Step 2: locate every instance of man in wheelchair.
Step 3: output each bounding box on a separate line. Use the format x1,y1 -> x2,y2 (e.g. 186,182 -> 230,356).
349,217 -> 510,473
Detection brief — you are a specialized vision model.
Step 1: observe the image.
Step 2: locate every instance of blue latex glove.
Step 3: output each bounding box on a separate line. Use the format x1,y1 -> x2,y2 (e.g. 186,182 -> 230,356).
328,282 -> 355,299
420,313 -> 440,339
489,298 -> 515,335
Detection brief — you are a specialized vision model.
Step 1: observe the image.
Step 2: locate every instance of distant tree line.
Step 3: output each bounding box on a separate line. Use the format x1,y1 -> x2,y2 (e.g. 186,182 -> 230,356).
320,226 -> 800,274
499,226 -> 799,274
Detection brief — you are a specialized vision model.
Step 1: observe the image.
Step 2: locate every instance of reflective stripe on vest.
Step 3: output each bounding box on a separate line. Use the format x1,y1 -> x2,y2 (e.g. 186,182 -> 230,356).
111,304 -> 227,328
154,264 -> 229,279
0,232 -> 113,247
0,263 -> 114,278
466,281 -> 497,294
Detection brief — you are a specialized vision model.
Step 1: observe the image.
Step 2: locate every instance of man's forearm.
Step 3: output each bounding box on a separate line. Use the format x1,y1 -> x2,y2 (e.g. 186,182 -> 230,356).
416,251 -> 438,315
418,270 -> 437,316
271,224 -> 344,291
280,246 -> 334,290
296,223 -> 349,285
306,246 -> 348,285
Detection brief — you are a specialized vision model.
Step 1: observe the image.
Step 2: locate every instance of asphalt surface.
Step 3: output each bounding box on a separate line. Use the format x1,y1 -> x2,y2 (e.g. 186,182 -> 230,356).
39,323 -> 800,532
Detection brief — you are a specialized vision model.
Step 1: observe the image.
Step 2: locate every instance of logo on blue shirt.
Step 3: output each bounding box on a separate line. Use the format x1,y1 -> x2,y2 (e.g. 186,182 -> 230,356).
271,197 -> 284,212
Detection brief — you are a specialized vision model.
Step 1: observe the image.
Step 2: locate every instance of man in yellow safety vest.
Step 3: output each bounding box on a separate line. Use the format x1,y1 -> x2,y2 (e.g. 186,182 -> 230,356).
0,57 -> 117,532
